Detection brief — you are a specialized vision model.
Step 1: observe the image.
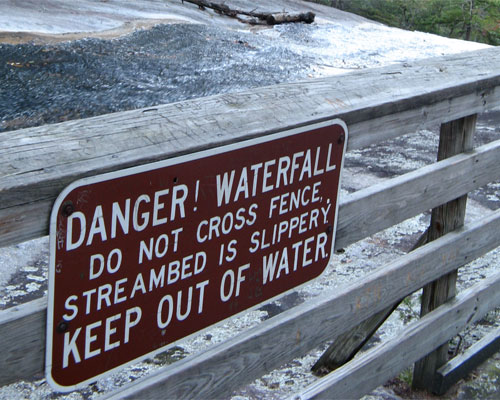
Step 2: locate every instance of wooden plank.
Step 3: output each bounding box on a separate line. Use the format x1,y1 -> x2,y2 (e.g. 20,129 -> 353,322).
311,214 -> 431,374
94,210 -> 500,399
311,305 -> 397,374
335,138 -> 500,250
413,114 -> 476,390
1,162 -> 500,386
0,200 -> 52,248
2,134 -> 500,253
295,272 -> 500,400
433,326 -> 500,395
1,47 -> 500,247
0,298 -> 46,385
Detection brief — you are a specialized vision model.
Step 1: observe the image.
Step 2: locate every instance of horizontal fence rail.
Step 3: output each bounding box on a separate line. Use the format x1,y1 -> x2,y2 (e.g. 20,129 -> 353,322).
1,140 -> 500,386
102,210 -> 500,399
295,270 -> 500,400
336,139 -> 500,249
1,47 -> 500,247
1,46 -> 499,398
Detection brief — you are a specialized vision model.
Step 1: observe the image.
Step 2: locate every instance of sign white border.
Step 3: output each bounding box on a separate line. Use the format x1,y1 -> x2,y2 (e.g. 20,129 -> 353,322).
46,118 -> 348,392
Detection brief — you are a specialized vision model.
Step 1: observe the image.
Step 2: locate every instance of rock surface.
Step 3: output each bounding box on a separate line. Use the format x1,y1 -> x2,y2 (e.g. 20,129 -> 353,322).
0,1 -> 498,399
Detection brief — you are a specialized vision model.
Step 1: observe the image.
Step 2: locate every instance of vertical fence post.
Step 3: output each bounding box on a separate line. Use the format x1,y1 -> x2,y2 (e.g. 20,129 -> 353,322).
412,114 -> 477,391
311,115 -> 479,376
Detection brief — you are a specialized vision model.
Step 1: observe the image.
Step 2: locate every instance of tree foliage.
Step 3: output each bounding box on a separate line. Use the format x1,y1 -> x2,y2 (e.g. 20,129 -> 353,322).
314,0 -> 500,45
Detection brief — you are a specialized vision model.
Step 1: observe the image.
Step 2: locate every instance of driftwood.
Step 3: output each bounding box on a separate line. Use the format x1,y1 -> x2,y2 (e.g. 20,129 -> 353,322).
181,0 -> 315,25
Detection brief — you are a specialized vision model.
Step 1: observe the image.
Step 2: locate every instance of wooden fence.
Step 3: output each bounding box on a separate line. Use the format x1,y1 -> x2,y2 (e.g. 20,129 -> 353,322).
1,46 -> 500,398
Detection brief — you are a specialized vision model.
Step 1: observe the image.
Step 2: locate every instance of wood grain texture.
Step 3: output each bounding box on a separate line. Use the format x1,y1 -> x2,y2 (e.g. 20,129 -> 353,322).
311,305 -> 397,374
1,143 -> 500,386
335,138 -> 500,250
0,298 -> 46,384
433,326 -> 500,395
311,197 -> 437,375
2,134 -> 500,251
97,210 -> 500,399
1,47 -> 500,247
413,115 -> 476,390
1,48 -> 499,393
295,272 -> 500,400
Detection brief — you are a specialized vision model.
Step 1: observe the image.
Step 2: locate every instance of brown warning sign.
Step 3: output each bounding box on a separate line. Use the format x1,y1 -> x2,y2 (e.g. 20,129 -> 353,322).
46,119 -> 348,391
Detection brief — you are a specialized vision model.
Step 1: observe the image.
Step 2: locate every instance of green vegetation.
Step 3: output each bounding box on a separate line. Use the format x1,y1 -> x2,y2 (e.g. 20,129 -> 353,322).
397,295 -> 420,324
311,0 -> 500,45
399,367 -> 414,386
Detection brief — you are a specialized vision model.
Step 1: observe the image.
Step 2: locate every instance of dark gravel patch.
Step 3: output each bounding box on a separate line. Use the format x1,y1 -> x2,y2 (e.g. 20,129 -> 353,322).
0,23 -> 313,132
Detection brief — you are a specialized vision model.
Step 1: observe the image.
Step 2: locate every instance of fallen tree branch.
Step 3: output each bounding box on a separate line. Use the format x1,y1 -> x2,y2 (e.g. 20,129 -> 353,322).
180,0 -> 315,25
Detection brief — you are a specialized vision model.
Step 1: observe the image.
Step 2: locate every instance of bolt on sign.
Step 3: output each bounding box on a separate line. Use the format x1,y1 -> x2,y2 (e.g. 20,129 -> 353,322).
46,119 -> 348,391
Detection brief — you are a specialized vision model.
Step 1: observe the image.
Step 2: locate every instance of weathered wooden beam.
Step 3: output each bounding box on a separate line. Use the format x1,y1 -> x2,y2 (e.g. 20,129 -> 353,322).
295,271 -> 500,400
1,145 -> 500,386
316,116 -> 479,386
335,139 -> 500,249
313,124 -> 490,374
413,114 -> 477,390
1,47 -> 499,248
97,211 -> 500,399
311,305 -> 397,375
0,298 -> 46,384
433,326 -> 500,395
311,224 -> 427,374
2,131 -> 500,256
